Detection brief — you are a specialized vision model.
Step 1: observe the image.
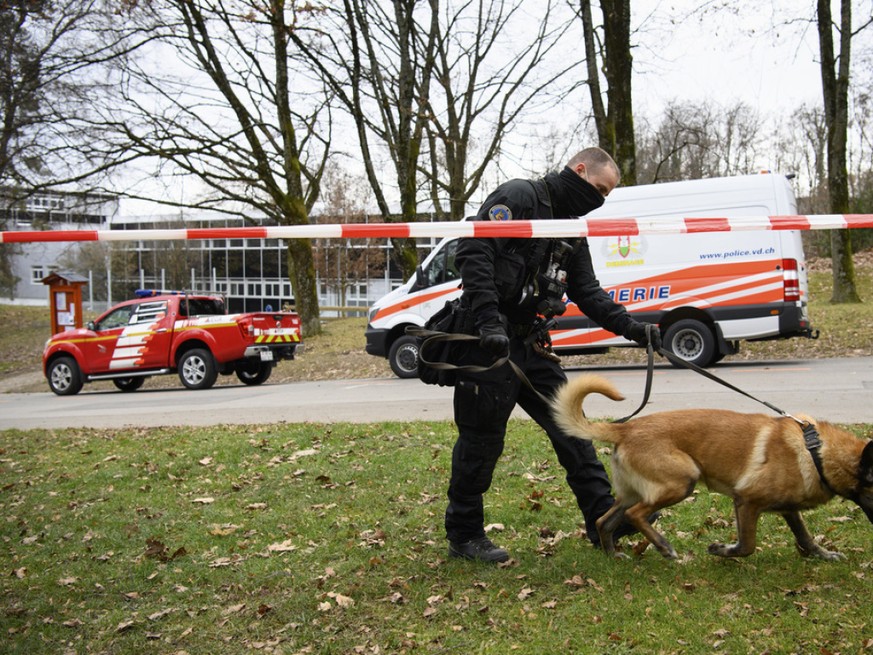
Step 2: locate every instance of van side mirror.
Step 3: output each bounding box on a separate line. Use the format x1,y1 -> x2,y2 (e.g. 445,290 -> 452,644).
411,265 -> 426,291
87,321 -> 96,331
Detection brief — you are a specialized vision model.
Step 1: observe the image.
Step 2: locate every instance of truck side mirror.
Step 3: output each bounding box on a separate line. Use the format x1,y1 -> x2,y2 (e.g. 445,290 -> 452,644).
87,321 -> 96,331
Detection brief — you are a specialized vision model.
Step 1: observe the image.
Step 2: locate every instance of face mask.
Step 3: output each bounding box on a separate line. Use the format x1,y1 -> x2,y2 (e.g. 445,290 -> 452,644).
557,167 -> 606,216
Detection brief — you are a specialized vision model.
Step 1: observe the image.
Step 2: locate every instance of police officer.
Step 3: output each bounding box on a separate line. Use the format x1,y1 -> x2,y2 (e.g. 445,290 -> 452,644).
446,147 -> 661,563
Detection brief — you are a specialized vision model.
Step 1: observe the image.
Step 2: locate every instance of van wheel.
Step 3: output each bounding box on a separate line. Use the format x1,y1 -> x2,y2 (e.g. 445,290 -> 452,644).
178,348 -> 218,390
47,356 -> 84,396
113,377 -> 145,392
663,319 -> 716,368
388,335 -> 420,379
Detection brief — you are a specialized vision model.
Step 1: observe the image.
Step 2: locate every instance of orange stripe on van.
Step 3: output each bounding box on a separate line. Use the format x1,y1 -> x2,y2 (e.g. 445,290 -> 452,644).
372,286 -> 460,322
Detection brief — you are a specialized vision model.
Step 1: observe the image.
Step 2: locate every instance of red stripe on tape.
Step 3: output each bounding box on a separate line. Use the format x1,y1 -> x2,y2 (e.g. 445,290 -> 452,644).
471,221 -> 534,238
845,214 -> 873,228
187,227 -> 269,239
684,217 -> 731,233
3,230 -> 99,243
341,224 -> 411,238
769,215 -> 811,230
587,218 -> 639,236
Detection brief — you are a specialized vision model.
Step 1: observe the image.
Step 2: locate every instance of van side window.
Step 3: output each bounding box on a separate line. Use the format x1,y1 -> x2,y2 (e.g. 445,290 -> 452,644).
423,239 -> 460,287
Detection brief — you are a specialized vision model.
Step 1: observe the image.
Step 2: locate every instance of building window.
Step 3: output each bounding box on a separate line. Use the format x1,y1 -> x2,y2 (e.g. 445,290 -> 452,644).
31,265 -> 58,284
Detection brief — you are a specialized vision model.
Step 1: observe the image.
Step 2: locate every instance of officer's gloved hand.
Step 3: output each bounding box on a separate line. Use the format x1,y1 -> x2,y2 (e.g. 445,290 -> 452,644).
625,321 -> 662,351
478,322 -> 510,358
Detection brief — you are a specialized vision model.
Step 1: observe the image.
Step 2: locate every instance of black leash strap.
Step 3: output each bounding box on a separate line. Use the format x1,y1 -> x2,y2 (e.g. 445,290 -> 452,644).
611,329 -> 656,424
655,346 -> 799,421
411,324 -> 658,421
408,328 -> 509,375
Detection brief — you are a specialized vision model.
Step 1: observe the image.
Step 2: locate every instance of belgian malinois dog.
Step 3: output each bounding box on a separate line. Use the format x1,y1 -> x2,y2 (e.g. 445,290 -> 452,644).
552,374 -> 873,560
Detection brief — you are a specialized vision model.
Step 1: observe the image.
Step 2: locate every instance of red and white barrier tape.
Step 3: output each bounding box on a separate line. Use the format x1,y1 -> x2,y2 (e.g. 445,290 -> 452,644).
2,214 -> 872,244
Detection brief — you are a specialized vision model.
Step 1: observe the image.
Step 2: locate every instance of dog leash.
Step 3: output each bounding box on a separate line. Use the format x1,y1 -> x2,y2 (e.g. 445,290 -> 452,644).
654,345 -> 807,425
413,324 -> 658,423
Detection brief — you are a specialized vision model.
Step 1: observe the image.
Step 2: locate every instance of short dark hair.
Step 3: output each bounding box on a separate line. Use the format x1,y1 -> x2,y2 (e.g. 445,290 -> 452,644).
567,147 -> 620,183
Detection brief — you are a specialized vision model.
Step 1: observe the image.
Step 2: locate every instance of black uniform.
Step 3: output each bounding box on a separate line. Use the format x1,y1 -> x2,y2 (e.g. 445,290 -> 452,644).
445,166 -> 645,547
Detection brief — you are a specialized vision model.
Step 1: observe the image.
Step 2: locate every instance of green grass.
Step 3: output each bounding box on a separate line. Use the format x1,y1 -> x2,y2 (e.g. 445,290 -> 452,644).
2,420 -> 872,654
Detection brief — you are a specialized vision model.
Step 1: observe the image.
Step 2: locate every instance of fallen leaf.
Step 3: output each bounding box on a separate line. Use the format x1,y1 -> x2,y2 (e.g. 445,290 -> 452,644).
517,587 -> 534,601
209,524 -> 240,536
149,608 -> 177,621
192,497 -> 214,504
267,540 -> 296,552
223,603 -> 245,615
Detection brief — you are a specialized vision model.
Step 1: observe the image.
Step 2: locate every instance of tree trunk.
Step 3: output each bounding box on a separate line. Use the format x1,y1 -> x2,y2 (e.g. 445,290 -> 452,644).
580,0 -> 636,184
817,0 -> 861,303
285,238 -> 321,338
601,0 -> 636,185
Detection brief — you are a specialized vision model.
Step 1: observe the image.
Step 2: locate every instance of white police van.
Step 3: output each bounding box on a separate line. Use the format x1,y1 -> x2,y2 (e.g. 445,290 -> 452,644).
365,173 -> 817,377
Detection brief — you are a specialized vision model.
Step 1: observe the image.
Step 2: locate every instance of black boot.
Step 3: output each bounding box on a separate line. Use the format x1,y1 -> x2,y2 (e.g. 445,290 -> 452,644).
448,537 -> 509,563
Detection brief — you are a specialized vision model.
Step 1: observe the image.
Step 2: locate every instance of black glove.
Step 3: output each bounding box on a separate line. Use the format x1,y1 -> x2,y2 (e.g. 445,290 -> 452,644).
478,322 -> 510,358
625,321 -> 662,351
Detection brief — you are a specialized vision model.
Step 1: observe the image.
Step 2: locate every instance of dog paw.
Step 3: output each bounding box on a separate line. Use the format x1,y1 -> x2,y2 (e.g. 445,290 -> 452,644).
814,549 -> 845,561
707,542 -> 749,557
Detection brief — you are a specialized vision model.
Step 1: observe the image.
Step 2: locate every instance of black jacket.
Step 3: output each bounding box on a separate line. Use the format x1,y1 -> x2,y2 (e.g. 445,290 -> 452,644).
457,167 -> 636,337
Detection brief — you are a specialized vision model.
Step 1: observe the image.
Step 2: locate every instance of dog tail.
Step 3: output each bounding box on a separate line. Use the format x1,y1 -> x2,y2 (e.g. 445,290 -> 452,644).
551,374 -> 625,443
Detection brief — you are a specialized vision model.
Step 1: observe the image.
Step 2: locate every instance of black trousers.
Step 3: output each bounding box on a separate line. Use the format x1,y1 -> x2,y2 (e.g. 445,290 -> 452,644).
445,335 -> 615,545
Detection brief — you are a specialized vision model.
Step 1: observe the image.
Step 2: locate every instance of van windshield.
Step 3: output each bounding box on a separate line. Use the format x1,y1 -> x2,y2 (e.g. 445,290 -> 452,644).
422,239 -> 460,287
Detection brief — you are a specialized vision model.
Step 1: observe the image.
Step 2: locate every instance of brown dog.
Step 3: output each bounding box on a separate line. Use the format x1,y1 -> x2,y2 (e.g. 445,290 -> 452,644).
552,374 -> 873,559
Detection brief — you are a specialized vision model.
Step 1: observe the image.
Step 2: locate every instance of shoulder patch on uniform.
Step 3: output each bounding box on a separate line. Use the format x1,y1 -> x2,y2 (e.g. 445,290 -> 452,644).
488,204 -> 512,221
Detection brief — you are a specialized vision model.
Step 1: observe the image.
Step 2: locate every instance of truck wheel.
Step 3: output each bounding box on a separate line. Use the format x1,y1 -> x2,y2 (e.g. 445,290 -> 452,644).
48,356 -> 84,396
388,335 -> 420,379
235,361 -> 273,385
663,319 -> 716,368
113,377 -> 145,392
178,348 -> 218,390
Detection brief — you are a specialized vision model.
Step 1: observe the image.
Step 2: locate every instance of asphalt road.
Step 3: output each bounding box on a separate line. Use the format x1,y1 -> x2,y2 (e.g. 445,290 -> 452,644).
2,356 -> 871,430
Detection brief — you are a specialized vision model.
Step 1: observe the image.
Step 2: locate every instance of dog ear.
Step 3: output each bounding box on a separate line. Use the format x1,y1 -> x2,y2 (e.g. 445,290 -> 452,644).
860,441 -> 873,486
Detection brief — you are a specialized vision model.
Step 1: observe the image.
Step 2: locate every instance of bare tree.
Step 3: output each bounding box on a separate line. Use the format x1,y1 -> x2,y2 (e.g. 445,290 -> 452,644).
91,0 -> 331,335
0,0 -> 136,297
578,0 -> 636,184
313,165 -> 382,308
423,0 -> 579,220
290,0 -> 438,281
636,100 -> 761,183
817,0 -> 868,303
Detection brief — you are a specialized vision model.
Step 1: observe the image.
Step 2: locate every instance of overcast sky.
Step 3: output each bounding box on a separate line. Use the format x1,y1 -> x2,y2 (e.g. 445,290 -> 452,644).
118,1 -> 872,216
630,1 -> 861,117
